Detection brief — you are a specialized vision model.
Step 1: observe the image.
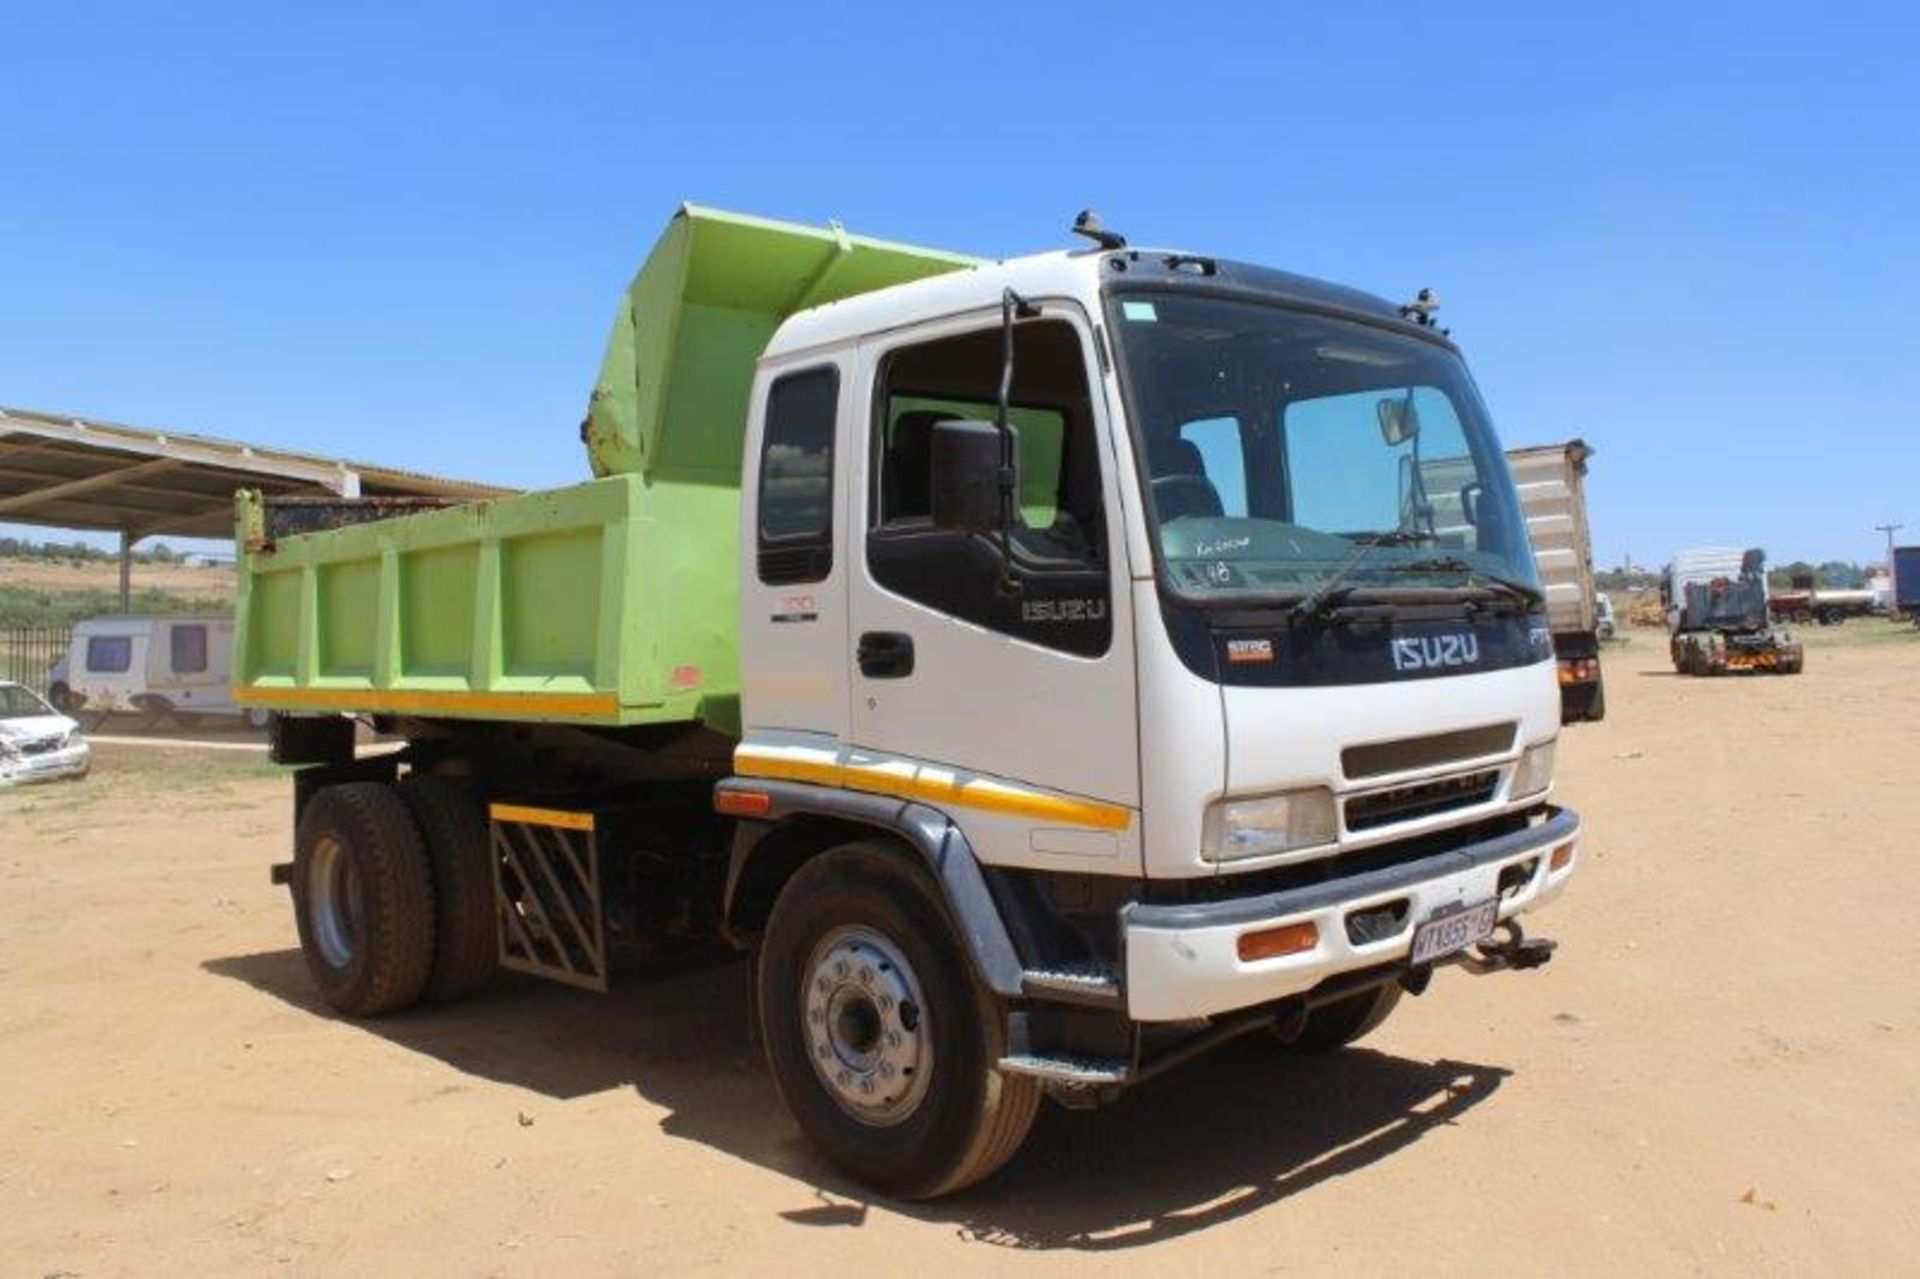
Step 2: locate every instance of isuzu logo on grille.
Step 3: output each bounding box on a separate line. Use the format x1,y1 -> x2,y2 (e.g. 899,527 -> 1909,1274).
1390,631 -> 1481,672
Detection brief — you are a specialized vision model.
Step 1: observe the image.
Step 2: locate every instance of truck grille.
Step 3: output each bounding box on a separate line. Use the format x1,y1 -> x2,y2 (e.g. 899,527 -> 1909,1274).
1345,770 -> 1499,832
1342,723 -> 1516,780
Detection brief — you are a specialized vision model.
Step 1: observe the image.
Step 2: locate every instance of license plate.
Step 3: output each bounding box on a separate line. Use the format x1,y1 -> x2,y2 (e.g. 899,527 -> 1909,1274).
1410,899 -> 1498,965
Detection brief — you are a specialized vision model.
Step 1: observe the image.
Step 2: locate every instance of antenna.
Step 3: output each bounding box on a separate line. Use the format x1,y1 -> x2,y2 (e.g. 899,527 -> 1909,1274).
1071,209 -> 1126,251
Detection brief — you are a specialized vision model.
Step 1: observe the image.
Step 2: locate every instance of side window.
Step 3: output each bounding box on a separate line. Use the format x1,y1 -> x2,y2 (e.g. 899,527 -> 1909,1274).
1176,417 -> 1248,517
868,318 -> 1110,657
170,624 -> 209,674
756,365 -> 839,586
86,635 -> 132,673
883,396 -> 1066,529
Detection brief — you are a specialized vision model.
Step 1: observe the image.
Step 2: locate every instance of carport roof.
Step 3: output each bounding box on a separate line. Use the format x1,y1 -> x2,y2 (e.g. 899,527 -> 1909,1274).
0,404 -> 515,540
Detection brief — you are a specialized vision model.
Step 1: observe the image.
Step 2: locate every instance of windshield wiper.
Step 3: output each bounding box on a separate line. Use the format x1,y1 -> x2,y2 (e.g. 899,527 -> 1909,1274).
1398,556 -> 1545,607
1288,529 -> 1429,620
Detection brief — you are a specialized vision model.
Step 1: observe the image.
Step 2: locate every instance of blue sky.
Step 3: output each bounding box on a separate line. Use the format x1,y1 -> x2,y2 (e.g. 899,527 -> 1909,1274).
4,1 -> 1915,567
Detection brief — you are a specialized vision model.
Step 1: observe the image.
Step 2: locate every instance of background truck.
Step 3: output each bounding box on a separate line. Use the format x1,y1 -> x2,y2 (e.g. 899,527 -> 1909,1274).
1664,547 -> 1804,675
1506,441 -> 1605,722
1767,572 -> 1876,625
234,205 -> 1582,1198
1894,546 -> 1920,626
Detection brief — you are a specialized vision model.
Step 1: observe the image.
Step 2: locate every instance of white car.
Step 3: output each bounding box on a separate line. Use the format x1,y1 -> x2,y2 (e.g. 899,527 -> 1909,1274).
0,681 -> 92,787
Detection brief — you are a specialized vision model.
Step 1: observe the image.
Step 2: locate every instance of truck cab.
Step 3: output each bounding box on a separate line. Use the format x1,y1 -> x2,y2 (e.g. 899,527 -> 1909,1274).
730,246 -> 1576,1023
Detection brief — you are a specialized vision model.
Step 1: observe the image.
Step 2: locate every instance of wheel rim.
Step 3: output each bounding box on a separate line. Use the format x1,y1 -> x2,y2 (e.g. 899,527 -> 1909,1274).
801,925 -> 932,1127
309,834 -> 363,969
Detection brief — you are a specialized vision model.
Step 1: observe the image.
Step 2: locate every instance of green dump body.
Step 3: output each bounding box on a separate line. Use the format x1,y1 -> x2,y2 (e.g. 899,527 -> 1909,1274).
232,206 -> 979,734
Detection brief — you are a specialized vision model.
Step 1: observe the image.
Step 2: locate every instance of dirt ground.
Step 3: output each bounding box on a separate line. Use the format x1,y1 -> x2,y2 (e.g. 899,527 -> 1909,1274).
4,623 -> 1917,1276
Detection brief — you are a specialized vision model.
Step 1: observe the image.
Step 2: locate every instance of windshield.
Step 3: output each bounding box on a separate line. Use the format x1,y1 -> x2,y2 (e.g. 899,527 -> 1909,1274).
1109,292 -> 1539,601
0,684 -> 56,719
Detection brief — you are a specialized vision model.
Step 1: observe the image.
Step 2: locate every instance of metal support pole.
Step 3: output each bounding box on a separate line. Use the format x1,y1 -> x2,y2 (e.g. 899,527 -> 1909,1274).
1875,524 -> 1904,607
118,528 -> 132,612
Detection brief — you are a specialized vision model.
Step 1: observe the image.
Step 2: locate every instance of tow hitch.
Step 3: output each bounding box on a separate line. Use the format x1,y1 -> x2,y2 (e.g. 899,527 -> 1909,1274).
1458,919 -> 1557,974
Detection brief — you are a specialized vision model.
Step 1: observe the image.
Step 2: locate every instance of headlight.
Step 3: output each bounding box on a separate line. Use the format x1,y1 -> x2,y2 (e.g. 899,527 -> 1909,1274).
1513,740 -> 1557,799
1204,787 -> 1338,862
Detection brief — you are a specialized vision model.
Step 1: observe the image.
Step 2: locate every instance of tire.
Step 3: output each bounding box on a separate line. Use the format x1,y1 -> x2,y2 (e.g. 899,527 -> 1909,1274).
292,782 -> 436,1016
244,706 -> 273,731
1271,982 -> 1403,1053
757,842 -> 1039,1199
398,775 -> 498,1002
48,682 -> 72,713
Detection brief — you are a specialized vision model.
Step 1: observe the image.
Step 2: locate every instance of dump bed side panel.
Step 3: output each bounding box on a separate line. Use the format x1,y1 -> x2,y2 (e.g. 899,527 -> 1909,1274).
1507,442 -> 1595,636
232,475 -> 739,731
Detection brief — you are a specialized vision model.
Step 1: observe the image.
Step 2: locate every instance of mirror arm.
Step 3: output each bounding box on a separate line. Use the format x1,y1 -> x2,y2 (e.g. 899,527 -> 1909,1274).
994,288 -> 1038,595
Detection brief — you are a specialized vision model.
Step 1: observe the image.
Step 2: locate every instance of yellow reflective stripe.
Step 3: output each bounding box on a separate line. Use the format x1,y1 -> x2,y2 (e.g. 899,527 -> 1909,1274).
733,749 -> 1132,832
489,803 -> 596,832
233,685 -> 618,718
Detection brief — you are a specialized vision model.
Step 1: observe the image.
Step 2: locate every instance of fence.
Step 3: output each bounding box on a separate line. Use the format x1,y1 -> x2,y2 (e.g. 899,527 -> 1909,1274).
0,626 -> 72,698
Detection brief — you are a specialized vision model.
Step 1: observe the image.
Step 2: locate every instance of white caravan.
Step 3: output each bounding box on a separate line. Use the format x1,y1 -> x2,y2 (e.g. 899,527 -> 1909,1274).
53,615 -> 264,727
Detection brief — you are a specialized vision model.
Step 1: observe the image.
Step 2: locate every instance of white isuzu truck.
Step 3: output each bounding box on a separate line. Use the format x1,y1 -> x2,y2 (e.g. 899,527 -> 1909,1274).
236,207 -> 1581,1199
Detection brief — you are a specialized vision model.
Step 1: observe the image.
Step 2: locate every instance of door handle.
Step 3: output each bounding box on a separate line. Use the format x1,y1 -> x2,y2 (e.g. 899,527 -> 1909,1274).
857,631 -> 915,679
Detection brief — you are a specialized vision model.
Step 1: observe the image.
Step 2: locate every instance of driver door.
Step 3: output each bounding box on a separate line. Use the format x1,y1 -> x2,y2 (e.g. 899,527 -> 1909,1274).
846,306 -> 1141,874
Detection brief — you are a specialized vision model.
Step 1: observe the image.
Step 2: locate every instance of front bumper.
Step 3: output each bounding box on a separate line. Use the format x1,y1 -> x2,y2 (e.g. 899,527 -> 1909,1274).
1122,807 -> 1579,1021
0,741 -> 92,787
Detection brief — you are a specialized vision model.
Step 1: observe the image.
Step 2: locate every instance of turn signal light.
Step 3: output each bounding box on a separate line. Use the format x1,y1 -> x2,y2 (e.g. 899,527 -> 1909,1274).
714,788 -> 772,818
1237,920 -> 1319,963
1549,841 -> 1576,872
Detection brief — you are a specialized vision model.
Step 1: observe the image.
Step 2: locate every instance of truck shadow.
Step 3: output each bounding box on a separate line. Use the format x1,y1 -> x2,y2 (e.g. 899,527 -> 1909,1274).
205,948 -> 1510,1251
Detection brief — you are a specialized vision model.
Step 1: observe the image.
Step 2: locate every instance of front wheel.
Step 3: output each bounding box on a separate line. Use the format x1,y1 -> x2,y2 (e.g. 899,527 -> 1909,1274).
758,842 -> 1038,1199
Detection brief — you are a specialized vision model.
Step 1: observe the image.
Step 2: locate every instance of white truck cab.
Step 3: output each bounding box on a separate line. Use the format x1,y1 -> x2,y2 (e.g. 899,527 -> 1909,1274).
726,241 -> 1577,1055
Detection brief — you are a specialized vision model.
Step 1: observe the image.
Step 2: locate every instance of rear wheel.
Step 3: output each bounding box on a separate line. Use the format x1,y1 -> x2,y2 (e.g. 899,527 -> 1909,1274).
1271,983 -> 1403,1053
292,782 -> 436,1016
398,775 -> 498,1002
758,842 -> 1038,1199
47,682 -> 73,713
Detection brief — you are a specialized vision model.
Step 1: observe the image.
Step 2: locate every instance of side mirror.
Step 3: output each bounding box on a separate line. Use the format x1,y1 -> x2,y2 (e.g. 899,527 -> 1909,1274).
931,419 -> 1004,532
1377,396 -> 1420,446
1459,481 -> 1483,527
